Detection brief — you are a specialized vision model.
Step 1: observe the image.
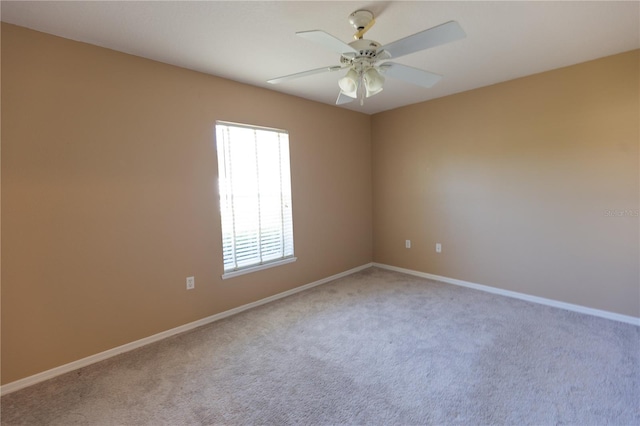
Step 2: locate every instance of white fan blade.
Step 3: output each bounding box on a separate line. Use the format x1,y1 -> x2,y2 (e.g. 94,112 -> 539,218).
379,21 -> 465,59
336,90 -> 356,105
380,63 -> 442,88
297,30 -> 358,55
268,65 -> 343,84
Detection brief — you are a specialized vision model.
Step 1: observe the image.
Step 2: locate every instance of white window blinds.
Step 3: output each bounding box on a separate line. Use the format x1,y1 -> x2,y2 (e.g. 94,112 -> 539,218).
215,122 -> 295,277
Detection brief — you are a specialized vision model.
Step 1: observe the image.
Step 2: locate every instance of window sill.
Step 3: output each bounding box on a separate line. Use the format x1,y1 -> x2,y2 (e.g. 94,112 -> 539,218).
221,257 -> 297,280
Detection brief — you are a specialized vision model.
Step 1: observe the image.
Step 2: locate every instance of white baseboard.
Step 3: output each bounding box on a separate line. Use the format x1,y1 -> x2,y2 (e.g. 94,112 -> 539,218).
373,263 -> 640,326
0,262 -> 373,396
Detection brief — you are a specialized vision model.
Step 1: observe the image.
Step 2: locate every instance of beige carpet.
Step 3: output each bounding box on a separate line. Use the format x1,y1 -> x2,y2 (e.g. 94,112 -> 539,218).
2,267 -> 639,425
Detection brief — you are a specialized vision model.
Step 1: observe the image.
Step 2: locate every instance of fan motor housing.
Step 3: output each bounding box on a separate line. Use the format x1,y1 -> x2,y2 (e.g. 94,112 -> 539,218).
340,38 -> 381,66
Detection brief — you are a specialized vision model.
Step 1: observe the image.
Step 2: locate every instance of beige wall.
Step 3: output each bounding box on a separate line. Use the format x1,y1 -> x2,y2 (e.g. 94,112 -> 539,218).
372,50 -> 639,317
1,24 -> 372,384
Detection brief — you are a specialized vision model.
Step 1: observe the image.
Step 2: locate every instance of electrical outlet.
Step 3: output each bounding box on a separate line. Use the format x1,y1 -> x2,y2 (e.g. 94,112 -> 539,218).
186,276 -> 195,290
405,240 -> 411,249
435,243 -> 442,253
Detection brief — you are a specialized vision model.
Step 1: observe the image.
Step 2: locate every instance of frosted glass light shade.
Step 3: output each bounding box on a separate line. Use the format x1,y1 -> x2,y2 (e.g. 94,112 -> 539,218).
363,68 -> 385,97
338,69 -> 359,94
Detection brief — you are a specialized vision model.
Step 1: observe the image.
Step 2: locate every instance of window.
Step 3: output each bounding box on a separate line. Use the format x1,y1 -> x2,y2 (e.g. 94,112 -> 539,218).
215,121 -> 295,279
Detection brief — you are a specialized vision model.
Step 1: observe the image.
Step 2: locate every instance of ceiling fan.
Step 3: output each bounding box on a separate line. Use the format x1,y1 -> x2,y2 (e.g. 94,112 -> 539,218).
268,10 -> 466,106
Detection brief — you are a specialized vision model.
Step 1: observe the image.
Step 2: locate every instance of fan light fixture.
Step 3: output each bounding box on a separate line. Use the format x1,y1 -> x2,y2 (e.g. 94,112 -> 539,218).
339,67 -> 385,100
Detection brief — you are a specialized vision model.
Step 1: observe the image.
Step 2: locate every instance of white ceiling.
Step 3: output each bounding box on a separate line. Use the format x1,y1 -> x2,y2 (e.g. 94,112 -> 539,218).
2,1 -> 638,115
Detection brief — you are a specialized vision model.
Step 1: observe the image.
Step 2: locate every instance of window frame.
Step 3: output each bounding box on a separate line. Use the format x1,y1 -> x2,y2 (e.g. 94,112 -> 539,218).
215,121 -> 296,279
